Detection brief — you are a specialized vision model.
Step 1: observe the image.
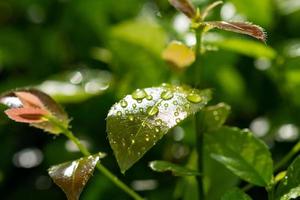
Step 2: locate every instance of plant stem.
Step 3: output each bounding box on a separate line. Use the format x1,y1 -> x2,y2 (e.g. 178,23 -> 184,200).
49,117 -> 144,200
267,186 -> 274,200
274,140 -> 300,171
193,27 -> 205,200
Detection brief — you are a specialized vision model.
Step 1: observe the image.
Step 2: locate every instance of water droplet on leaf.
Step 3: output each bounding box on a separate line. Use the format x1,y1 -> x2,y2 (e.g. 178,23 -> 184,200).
187,92 -> 202,103
161,90 -> 174,100
147,106 -> 159,116
132,89 -> 147,100
120,100 -> 128,108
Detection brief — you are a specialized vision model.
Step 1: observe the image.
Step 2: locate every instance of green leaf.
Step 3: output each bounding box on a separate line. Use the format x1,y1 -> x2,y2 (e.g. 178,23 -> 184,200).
221,188 -> 252,200
205,126 -> 273,186
275,156 -> 300,200
110,19 -> 167,57
36,69 -> 112,103
107,84 -> 212,173
204,34 -> 276,59
48,152 -> 106,200
199,103 -> 231,132
149,160 -> 200,176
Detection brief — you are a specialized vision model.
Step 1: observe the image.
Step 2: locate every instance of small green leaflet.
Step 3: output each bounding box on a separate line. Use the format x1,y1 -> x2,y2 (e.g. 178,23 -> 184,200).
107,84 -> 212,173
275,156 -> 300,200
221,188 -> 252,200
149,160 -> 200,176
205,126 -> 273,186
48,152 -> 106,200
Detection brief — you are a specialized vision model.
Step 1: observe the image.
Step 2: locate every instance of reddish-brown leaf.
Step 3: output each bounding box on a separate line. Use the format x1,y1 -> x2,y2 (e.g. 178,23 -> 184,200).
5,107 -> 48,123
169,0 -> 196,18
204,21 -> 266,42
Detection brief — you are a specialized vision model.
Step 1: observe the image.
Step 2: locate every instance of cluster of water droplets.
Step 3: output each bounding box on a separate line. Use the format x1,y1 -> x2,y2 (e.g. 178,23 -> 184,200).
107,84 -> 211,172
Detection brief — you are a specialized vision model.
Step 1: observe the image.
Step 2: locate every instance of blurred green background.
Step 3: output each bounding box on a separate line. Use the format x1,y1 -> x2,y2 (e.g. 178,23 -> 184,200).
0,0 -> 300,199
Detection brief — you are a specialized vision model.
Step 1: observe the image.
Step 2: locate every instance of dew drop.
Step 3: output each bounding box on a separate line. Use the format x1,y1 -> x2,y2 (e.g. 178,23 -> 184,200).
147,106 -> 159,116
137,100 -> 142,103
145,137 -> 149,141
161,90 -> 174,100
176,118 -> 181,123
155,127 -> 160,133
125,110 -> 129,114
133,103 -> 137,109
139,108 -> 144,112
164,103 -> 169,108
131,139 -> 135,144
173,100 -> 178,105
146,95 -> 153,100
117,111 -> 122,116
132,89 -> 147,100
174,112 -> 179,116
128,115 -> 134,121
120,100 -> 128,108
187,92 -> 202,103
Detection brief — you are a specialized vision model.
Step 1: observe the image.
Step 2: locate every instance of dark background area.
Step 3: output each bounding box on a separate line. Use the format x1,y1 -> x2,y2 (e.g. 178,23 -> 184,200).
0,0 -> 300,199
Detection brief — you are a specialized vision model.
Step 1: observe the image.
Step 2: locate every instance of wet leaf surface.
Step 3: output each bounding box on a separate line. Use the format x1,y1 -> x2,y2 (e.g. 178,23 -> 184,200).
162,41 -> 195,70
0,89 -> 69,134
149,160 -> 200,176
221,188 -> 252,200
48,152 -> 106,200
199,103 -> 231,132
205,126 -> 273,186
276,156 -> 300,200
107,84 -> 212,173
204,21 -> 266,42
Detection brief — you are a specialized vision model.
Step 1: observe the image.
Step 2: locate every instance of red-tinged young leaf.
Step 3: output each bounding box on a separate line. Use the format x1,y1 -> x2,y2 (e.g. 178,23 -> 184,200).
169,0 -> 196,18
201,1 -> 223,20
48,153 -> 106,200
0,89 -> 69,134
5,108 -> 48,123
204,21 -> 266,42
15,91 -> 45,109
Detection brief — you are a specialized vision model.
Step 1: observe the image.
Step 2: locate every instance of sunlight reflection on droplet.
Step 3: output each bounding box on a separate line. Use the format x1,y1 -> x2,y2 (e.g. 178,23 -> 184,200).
276,124 -> 299,141
69,71 -> 83,84
250,117 -> 270,137
254,58 -> 272,71
184,33 -> 196,46
173,126 -> 185,141
173,14 -> 190,33
35,175 -> 52,190
131,179 -> 158,191
221,2 -> 236,20
0,97 -> 23,108
65,139 -> 90,152
13,148 -> 43,168
286,43 -> 300,57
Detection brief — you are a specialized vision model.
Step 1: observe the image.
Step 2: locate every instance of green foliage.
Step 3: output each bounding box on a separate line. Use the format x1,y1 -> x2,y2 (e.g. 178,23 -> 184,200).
106,85 -> 211,172
205,127 -> 273,186
221,188 -> 252,200
275,156 -> 300,200
149,160 -> 200,176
